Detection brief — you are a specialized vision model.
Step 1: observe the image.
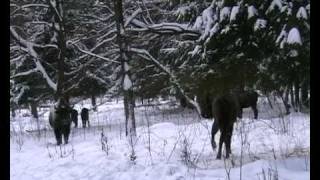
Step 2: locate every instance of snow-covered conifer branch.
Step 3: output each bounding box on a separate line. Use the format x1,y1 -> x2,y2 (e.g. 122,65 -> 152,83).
130,48 -> 201,115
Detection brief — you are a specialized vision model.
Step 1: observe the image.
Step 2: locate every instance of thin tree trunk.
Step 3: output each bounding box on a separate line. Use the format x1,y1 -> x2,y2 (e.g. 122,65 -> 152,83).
91,94 -> 97,111
294,80 -> 300,112
30,101 -> 41,138
290,85 -> 296,112
11,103 -> 16,118
301,80 -> 309,109
284,87 -> 291,114
30,101 -> 38,119
113,0 -> 136,137
266,94 -> 273,109
49,0 -> 67,100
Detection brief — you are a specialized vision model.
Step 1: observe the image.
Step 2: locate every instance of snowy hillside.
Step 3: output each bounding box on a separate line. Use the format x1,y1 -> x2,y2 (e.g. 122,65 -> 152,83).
10,99 -> 309,180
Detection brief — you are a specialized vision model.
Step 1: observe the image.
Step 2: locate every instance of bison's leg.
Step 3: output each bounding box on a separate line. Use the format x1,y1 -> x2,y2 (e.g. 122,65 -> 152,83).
216,130 -> 225,159
225,124 -> 234,159
74,119 -> 78,128
252,105 -> 258,119
63,125 -> 70,144
87,119 -> 90,127
211,120 -> 219,149
82,120 -> 86,128
54,128 -> 62,145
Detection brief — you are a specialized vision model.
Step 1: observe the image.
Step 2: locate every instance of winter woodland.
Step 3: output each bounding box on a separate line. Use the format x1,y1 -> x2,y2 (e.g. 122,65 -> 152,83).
10,0 -> 310,180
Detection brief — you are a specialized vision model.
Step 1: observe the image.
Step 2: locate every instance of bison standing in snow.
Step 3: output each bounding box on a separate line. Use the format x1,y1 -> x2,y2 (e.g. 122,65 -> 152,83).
71,109 -> 78,128
81,108 -> 90,128
49,98 -> 72,145
211,93 -> 240,159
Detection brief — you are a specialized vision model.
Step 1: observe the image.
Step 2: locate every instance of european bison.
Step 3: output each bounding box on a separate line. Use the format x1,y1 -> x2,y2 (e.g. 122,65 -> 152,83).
49,98 -> 72,145
81,108 -> 89,128
211,93 -> 240,159
71,109 -> 78,128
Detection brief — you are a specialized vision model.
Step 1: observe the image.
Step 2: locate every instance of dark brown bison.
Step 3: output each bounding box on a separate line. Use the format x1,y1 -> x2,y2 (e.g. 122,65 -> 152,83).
49,98 -> 72,145
71,109 -> 78,128
81,108 -> 90,128
211,93 -> 240,159
198,90 -> 258,120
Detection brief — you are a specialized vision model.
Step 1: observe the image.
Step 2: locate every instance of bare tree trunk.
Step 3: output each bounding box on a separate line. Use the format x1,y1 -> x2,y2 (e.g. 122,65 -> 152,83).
290,85 -> 296,112
91,94 -> 97,111
49,0 -> 67,101
266,93 -> 273,109
11,103 -> 16,118
30,100 -> 41,138
284,87 -> 291,115
294,80 -> 300,112
30,101 -> 38,119
113,0 -> 136,137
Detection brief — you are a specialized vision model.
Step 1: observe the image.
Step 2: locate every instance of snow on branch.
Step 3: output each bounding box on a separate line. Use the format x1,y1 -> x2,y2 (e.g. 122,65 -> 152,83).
72,43 -> 120,64
130,19 -> 200,37
10,27 -> 58,49
10,3 -> 49,15
287,27 -> 302,45
124,8 -> 142,27
276,25 -> 287,48
10,68 -> 38,79
10,26 -> 57,91
12,85 -> 30,104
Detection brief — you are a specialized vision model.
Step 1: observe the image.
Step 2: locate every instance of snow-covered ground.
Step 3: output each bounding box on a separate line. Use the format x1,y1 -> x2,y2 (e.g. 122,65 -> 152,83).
10,98 -> 310,180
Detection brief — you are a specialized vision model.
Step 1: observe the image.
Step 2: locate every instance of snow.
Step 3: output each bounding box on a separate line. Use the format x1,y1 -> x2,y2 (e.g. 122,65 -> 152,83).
219,7 -> 230,22
287,28 -> 302,45
254,19 -> 267,31
247,5 -> 258,19
201,5 -> 216,40
124,8 -> 142,27
193,16 -> 203,30
189,45 -> 201,56
174,3 -> 196,20
123,74 -> 132,90
209,23 -> 220,38
276,25 -> 287,48
267,0 -> 283,13
296,7 -> 308,20
221,25 -> 231,34
230,6 -> 239,22
11,98 -> 310,180
289,50 -> 299,57
306,4 -> 310,14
